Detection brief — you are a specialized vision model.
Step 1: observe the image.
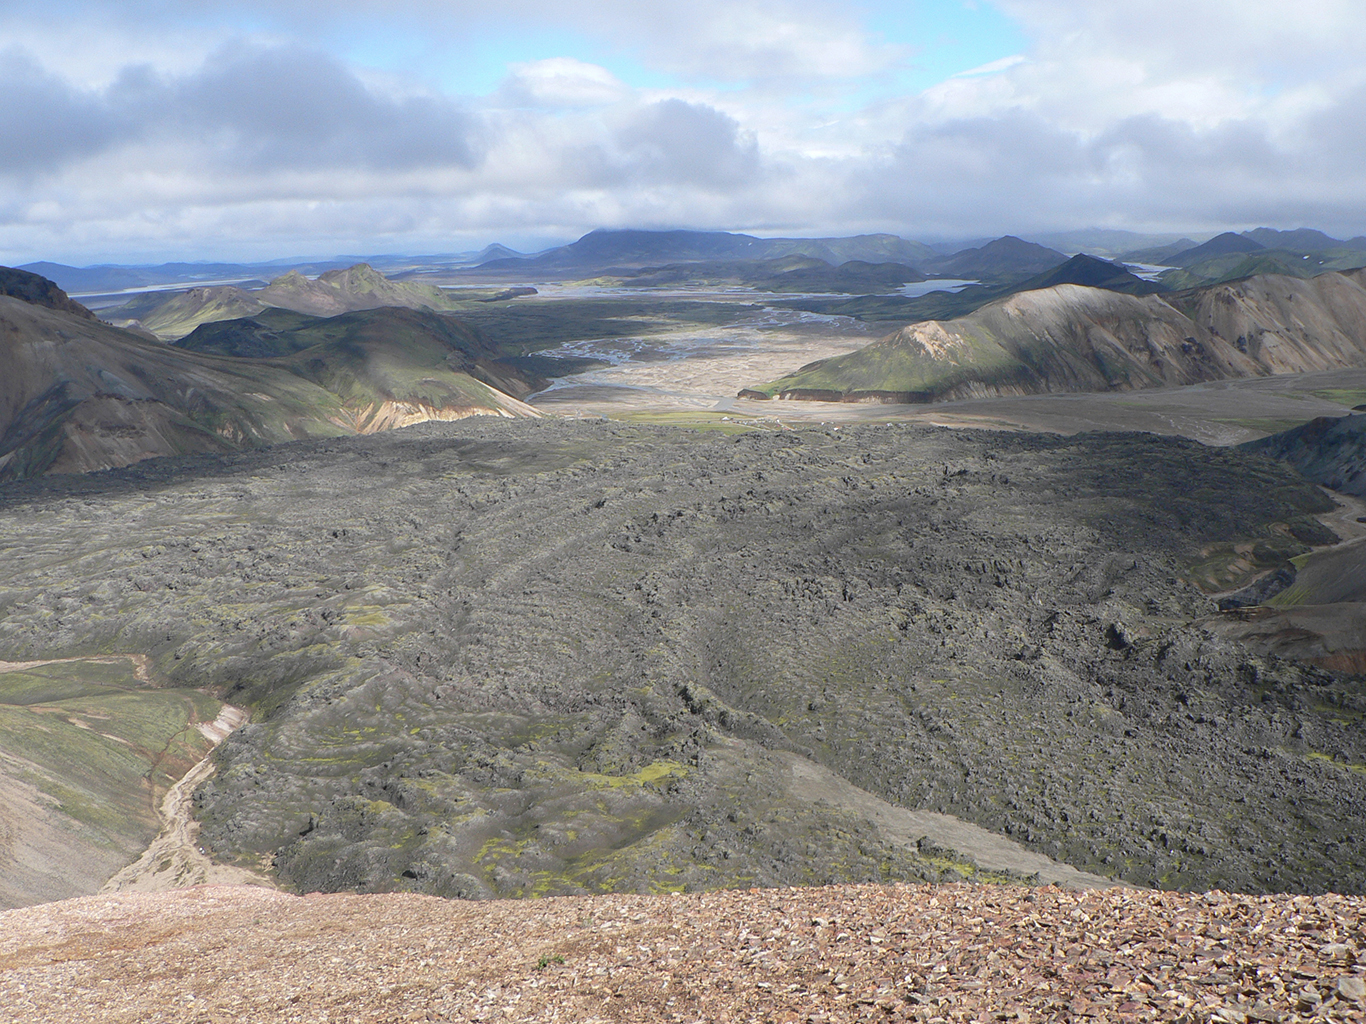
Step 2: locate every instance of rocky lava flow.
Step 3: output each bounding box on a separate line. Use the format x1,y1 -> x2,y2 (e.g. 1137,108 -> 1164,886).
0,419 -> 1361,899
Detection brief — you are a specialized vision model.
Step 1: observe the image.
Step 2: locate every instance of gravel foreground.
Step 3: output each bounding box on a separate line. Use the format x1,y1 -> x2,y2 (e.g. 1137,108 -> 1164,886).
1,883 -> 1362,1023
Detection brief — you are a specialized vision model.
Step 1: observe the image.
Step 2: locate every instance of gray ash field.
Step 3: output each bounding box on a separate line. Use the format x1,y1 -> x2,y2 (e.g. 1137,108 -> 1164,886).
1,419 -> 1362,897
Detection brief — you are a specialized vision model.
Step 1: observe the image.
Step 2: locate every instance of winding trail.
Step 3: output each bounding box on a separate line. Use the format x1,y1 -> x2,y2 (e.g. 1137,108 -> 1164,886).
101,705 -> 275,895
0,653 -> 153,683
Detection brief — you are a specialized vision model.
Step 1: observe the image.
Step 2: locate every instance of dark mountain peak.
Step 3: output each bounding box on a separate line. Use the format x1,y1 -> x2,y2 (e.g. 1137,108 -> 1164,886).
933,236 -> 1069,281
475,243 -> 523,264
1029,253 -> 1153,291
1168,232 -> 1265,266
0,266 -> 97,320
1242,228 -> 1345,253
978,235 -> 1055,256
566,228 -> 765,263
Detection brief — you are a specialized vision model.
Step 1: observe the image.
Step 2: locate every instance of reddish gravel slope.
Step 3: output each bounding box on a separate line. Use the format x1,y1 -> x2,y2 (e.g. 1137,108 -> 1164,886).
1,883 -> 1362,1023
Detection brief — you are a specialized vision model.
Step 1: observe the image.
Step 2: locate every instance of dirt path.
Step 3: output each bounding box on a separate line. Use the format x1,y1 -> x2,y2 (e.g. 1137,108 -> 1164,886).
778,752 -> 1117,890
1316,488 -> 1366,545
0,653 -> 153,682
100,705 -> 274,895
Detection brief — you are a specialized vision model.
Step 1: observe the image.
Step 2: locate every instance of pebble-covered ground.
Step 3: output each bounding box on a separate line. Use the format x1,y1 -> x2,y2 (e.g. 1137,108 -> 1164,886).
1,883 -> 1362,1023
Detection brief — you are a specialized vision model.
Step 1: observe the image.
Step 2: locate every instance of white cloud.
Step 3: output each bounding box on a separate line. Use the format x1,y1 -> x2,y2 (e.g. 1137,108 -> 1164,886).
953,54 -> 1025,77
497,58 -> 629,109
3,1 -> 1366,262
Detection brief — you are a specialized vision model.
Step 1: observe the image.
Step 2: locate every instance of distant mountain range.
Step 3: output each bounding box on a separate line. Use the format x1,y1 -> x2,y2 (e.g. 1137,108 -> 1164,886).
0,267 -> 540,481
475,228 -> 940,273
17,251 -> 517,297
1116,230 -> 1366,290
743,268 -> 1366,404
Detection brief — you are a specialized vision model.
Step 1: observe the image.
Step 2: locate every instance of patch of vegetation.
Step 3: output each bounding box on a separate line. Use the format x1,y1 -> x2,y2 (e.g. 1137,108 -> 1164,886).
0,659 -> 220,859
1311,388 -> 1366,408
1211,417 -> 1324,436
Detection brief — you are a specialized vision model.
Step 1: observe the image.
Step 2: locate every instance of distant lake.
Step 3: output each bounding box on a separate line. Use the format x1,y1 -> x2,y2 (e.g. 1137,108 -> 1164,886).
897,279 -> 977,297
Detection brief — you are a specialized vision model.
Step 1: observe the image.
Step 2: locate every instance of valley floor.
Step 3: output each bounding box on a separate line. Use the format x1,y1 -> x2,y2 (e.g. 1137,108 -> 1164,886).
1,882 -> 1362,1023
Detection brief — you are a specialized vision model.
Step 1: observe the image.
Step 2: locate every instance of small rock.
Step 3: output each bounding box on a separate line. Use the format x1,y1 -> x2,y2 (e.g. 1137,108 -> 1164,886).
1336,976 -> 1365,1003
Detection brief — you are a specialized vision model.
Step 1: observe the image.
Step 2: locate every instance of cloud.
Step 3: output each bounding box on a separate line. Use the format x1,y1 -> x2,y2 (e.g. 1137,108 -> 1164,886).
4,1 -> 1366,261
0,41 -> 480,180
497,59 -> 630,109
0,49 -> 120,173
165,46 -> 480,171
614,100 -> 760,188
952,55 -> 1026,78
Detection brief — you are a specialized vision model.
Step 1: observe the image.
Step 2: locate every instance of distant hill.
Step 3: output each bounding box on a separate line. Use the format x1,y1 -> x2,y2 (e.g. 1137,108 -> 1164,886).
743,268 -> 1366,404
771,247 -> 1157,324
474,243 -> 525,263
1014,253 -> 1161,295
1165,232 -> 1266,266
1242,228 -> 1366,253
0,269 -> 540,481
16,260 -> 356,296
256,263 -> 457,318
105,263 -> 467,339
176,305 -> 545,411
1243,414 -> 1366,497
610,255 -> 925,293
924,236 -> 1068,281
106,285 -> 268,339
1023,228 -> 1195,258
1158,248 -> 1366,290
1118,239 -> 1201,266
477,229 -> 940,273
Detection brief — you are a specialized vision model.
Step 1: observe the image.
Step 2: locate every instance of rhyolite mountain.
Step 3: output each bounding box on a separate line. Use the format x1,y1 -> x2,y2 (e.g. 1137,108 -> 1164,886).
745,269 -> 1366,403
0,268 -> 540,481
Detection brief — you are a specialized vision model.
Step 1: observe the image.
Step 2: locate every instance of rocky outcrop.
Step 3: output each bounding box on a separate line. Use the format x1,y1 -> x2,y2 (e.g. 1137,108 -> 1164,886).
0,266 -> 97,321
1243,413 -> 1366,497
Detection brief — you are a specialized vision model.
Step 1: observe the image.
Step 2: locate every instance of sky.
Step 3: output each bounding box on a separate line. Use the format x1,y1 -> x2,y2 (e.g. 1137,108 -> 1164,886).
2,0 -> 1365,263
